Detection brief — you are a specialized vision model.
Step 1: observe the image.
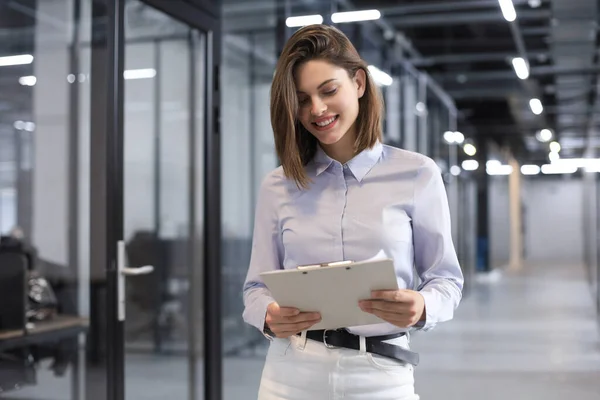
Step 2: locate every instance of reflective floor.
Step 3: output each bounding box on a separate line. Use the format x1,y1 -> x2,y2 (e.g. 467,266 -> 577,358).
6,262 -> 600,399
411,262 -> 600,399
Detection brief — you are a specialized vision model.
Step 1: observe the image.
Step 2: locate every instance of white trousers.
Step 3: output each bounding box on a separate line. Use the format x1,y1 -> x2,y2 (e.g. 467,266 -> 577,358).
257,333 -> 420,400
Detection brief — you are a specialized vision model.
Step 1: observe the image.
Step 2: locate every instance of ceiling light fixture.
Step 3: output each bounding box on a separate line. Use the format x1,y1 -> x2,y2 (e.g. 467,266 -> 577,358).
331,10 -> 381,23
444,131 -> 465,144
462,160 -> 479,171
512,57 -> 529,79
285,14 -> 323,27
124,68 -> 156,80
537,128 -> 552,142
529,98 -> 543,115
521,164 -> 541,175
19,76 -> 36,86
0,54 -> 34,67
541,164 -> 577,175
549,141 -> 561,153
498,0 -> 517,22
450,165 -> 461,176
463,143 -> 477,156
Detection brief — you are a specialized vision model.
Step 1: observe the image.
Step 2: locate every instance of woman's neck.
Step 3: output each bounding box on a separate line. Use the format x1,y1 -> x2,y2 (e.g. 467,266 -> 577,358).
320,131 -> 356,164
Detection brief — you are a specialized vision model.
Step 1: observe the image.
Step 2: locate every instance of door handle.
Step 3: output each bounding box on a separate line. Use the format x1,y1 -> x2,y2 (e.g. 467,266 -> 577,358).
122,266 -> 154,276
117,240 -> 155,321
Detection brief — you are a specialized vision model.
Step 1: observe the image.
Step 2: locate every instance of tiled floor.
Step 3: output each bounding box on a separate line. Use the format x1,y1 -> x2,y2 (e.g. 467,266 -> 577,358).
5,262 -> 600,399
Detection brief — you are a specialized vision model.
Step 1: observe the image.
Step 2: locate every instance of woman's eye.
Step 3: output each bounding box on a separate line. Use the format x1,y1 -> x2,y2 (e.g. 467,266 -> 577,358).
324,89 -> 337,96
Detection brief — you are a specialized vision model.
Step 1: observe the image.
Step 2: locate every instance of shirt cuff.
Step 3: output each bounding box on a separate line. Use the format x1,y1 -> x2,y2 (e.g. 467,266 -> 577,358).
417,289 -> 438,331
244,288 -> 276,333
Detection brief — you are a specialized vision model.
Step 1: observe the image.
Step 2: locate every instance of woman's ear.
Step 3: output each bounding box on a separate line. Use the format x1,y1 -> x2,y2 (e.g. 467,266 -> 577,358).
354,69 -> 366,99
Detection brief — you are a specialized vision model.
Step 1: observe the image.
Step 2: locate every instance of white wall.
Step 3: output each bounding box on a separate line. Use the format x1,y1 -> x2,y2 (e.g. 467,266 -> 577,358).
488,177 -> 585,265
522,177 -> 584,263
489,178 -> 510,266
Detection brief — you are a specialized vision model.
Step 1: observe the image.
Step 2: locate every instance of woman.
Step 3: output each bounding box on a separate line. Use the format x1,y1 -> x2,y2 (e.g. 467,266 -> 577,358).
243,24 -> 464,399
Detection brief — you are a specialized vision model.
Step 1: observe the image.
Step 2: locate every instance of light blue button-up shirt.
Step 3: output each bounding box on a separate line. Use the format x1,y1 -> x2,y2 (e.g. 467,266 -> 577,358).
242,141 -> 464,337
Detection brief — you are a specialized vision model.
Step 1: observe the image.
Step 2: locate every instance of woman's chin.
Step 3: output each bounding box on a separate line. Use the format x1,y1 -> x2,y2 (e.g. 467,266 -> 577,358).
313,130 -> 344,145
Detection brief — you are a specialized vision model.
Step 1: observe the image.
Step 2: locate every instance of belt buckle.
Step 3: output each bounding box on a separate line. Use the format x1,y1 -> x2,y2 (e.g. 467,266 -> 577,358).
322,329 -> 339,349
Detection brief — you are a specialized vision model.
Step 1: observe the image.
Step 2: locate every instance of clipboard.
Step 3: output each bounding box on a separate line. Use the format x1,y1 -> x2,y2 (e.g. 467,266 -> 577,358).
260,258 -> 398,331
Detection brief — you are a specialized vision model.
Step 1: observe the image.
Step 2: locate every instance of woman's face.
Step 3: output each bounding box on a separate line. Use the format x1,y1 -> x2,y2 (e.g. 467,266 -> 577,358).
295,60 -> 366,148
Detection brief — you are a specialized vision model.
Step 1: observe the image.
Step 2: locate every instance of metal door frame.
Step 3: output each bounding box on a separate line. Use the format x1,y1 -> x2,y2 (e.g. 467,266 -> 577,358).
90,0 -> 221,399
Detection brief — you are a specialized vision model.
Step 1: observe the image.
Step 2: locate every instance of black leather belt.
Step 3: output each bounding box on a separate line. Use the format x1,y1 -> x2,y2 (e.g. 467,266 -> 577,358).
304,329 -> 419,366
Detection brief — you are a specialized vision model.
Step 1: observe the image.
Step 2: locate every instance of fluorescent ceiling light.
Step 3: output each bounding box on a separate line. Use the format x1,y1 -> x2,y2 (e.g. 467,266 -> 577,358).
453,131 -> 465,144
521,164 -> 541,175
443,131 -> 464,144
549,141 -> 561,153
541,164 -> 577,175
124,68 -> 156,80
538,128 -> 552,142
331,9 -> 381,23
13,120 -> 35,131
462,159 -> 479,171
487,160 -> 513,175
511,57 -> 529,79
548,151 -> 560,162
528,0 -> 542,8
367,65 -> 392,86
450,165 -> 461,176
551,158 -> 600,170
463,143 -> 477,156
498,0 -> 517,22
0,54 -> 33,67
486,160 -> 501,169
529,98 -> 543,115
286,14 -> 323,27
487,164 -> 513,175
19,76 -> 36,86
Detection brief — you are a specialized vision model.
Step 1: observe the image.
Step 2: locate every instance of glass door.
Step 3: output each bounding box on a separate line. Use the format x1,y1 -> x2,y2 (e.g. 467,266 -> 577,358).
93,0 -> 221,399
120,2 -> 205,398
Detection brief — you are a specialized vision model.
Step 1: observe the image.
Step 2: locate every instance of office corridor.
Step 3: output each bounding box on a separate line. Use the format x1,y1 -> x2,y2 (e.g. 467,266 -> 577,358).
409,262 -> 600,399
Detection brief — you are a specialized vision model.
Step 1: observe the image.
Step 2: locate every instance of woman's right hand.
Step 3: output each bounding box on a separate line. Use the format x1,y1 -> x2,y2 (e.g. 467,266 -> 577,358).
265,302 -> 321,338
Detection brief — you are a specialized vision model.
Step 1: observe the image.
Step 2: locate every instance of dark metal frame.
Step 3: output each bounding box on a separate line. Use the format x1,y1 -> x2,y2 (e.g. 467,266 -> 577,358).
91,0 -> 221,399
105,1 -> 126,399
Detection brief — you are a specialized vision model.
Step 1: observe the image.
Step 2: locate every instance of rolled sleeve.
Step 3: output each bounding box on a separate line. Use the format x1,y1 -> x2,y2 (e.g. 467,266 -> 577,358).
242,172 -> 284,332
411,158 -> 464,331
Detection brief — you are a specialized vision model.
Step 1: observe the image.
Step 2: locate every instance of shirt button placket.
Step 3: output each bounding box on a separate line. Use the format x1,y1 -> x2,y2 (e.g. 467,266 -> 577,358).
339,164 -> 349,261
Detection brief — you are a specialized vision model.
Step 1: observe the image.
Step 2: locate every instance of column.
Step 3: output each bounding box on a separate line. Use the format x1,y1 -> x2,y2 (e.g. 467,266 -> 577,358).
476,140 -> 490,272
402,72 -> 418,152
508,156 -> 523,271
31,0 -> 73,265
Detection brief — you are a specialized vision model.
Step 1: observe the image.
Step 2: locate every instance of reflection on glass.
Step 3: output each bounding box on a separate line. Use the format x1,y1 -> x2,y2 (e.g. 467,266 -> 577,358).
121,1 -> 205,399
221,27 -> 279,399
0,0 -> 92,399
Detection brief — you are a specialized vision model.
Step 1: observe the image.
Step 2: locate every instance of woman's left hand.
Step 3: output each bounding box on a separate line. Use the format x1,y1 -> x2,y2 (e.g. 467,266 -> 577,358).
359,290 -> 426,328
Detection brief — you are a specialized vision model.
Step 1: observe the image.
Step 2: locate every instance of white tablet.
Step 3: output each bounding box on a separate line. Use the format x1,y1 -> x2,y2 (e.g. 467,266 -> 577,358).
260,258 -> 398,331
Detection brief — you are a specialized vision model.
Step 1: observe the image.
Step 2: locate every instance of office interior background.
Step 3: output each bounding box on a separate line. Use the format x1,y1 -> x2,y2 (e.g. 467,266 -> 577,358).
0,0 -> 599,399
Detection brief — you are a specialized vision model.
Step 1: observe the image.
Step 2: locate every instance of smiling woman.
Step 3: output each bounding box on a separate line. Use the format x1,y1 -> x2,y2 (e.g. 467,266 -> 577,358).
270,24 -> 383,189
243,24 -> 464,400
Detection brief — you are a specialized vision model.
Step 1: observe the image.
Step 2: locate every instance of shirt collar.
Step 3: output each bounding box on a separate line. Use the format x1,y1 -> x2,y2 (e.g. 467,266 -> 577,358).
313,141 -> 383,182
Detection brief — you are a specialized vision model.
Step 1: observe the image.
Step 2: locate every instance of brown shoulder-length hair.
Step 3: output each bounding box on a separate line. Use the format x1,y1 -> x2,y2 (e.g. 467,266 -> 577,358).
270,24 -> 383,189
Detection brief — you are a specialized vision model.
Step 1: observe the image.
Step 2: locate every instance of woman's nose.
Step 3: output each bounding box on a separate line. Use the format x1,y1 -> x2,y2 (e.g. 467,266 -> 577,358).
310,98 -> 327,116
